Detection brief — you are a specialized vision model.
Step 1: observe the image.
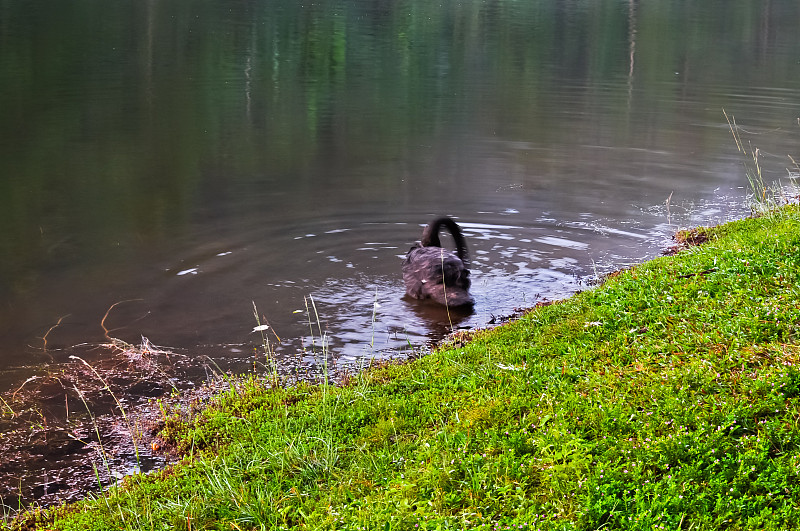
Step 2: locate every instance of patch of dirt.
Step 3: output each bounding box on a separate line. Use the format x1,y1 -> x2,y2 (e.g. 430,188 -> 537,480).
487,300 -> 556,326
432,299 -> 557,351
585,267 -> 633,286
662,227 -> 712,256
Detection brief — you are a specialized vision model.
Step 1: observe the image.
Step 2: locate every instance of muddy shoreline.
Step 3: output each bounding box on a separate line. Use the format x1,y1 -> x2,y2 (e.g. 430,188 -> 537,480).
0,332 -> 426,513
0,338 -> 200,510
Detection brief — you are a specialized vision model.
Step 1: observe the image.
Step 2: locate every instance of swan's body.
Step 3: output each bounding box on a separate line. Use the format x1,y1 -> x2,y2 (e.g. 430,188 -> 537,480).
402,217 -> 473,307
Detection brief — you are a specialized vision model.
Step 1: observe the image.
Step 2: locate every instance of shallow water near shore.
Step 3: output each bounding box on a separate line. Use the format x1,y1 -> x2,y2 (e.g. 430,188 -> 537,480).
2,0 -> 800,509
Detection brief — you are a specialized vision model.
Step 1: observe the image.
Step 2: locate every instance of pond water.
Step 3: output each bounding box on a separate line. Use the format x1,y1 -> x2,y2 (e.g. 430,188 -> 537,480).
1,0 -> 800,508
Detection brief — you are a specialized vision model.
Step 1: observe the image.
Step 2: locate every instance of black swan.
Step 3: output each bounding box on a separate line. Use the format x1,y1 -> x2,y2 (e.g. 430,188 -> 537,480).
402,217 -> 474,308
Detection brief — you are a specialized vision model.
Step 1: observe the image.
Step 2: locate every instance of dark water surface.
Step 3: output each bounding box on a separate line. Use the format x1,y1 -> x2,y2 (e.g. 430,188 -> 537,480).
2,0 -> 800,507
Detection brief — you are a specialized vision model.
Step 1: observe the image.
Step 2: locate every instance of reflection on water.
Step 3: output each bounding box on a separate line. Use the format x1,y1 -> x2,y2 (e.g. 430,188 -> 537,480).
1,0 -> 799,374
1,0 -> 800,508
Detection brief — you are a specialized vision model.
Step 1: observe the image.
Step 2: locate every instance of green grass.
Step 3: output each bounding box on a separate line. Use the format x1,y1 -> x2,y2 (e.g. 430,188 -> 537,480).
10,205 -> 800,531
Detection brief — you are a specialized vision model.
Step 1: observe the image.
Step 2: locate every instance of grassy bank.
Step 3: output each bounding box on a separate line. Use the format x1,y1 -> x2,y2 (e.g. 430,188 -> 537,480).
13,205 -> 800,531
